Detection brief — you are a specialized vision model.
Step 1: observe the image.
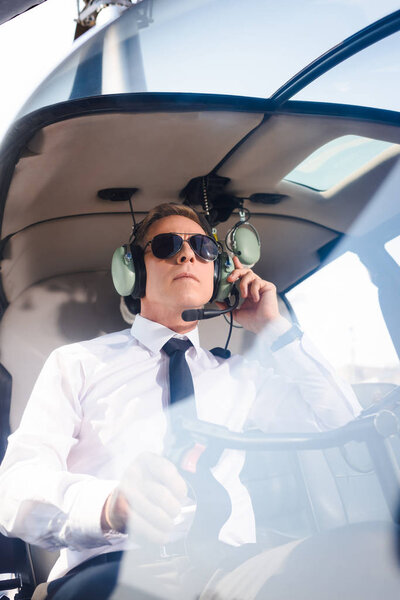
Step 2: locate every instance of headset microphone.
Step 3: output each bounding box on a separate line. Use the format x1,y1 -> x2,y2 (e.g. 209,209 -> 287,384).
181,288 -> 239,322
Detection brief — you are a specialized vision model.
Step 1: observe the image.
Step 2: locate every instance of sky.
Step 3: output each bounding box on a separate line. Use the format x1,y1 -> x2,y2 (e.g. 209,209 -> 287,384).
0,0 -> 77,141
0,0 -> 399,377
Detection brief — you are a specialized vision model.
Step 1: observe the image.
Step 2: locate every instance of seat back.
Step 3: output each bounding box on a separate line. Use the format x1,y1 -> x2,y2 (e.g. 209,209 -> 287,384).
0,271 -> 128,581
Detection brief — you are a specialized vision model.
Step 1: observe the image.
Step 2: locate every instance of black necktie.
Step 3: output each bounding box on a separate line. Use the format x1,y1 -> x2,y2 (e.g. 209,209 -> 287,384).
162,338 -> 195,406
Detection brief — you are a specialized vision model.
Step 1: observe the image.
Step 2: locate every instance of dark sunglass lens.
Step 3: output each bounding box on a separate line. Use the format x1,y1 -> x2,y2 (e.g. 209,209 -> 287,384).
151,234 -> 182,258
190,235 -> 219,261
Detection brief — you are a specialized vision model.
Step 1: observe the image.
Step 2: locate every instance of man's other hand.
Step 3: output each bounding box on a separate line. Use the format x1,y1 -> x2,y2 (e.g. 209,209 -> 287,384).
101,452 -> 188,545
219,256 -> 284,334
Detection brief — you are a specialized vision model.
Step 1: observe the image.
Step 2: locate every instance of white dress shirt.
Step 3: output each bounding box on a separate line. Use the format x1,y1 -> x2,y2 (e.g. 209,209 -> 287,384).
0,315 -> 360,580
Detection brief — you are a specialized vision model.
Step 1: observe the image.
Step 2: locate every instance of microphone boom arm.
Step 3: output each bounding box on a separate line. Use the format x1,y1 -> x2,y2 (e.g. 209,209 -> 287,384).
182,287 -> 239,322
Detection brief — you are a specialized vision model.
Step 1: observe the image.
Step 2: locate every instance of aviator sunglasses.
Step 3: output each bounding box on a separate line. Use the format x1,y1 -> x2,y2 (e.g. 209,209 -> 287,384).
144,232 -> 220,262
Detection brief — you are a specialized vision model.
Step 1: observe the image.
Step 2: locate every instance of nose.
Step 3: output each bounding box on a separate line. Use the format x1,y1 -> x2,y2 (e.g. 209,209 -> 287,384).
175,239 -> 195,263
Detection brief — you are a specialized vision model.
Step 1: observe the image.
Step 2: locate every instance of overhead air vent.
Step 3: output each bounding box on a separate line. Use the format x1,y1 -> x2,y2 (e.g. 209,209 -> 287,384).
249,193 -> 288,204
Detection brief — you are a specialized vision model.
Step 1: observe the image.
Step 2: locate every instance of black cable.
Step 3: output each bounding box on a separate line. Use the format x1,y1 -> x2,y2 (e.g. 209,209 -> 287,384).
223,313 -> 242,328
224,310 -> 234,352
128,195 -> 137,229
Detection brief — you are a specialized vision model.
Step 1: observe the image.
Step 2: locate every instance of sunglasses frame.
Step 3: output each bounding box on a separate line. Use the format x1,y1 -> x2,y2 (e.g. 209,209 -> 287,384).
144,232 -> 220,262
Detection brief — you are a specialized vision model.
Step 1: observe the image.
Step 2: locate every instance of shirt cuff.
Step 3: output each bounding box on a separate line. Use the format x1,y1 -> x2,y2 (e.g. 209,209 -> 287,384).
253,317 -> 334,380
258,317 -> 293,345
271,324 -> 303,352
67,478 -> 126,547
252,317 -> 296,360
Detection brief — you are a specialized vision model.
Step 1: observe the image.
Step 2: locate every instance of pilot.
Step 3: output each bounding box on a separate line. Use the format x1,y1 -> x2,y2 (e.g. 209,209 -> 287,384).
0,202 -> 360,599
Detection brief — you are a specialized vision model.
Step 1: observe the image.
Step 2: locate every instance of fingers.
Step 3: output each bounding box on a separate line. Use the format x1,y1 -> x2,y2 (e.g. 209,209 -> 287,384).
143,480 -> 183,519
227,256 -> 278,303
232,255 -> 243,269
240,272 -> 263,301
228,267 -> 265,301
114,481 -> 181,544
128,505 -> 172,545
125,484 -> 177,532
139,452 -> 188,502
114,452 -> 189,545
224,257 -> 280,332
110,481 -> 183,544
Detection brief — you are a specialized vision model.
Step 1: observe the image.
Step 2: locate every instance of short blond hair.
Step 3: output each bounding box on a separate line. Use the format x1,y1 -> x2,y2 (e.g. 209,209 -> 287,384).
134,203 -> 210,247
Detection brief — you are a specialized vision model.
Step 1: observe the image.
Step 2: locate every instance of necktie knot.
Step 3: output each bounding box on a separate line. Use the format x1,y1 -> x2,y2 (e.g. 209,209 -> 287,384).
162,338 -> 192,357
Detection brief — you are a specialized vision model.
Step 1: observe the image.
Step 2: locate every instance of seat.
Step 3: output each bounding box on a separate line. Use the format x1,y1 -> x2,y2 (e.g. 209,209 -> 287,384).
0,271 -> 127,587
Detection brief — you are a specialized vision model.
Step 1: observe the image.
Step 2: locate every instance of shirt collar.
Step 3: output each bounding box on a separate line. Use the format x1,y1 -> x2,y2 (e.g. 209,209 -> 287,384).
131,314 -> 200,356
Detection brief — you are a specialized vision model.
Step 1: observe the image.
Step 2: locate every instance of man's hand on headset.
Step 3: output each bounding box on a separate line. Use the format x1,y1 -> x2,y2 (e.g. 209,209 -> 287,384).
101,452 -> 188,545
219,256 -> 289,334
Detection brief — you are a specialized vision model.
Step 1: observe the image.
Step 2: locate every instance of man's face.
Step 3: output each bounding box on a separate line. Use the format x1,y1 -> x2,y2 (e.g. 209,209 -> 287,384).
140,215 -> 215,318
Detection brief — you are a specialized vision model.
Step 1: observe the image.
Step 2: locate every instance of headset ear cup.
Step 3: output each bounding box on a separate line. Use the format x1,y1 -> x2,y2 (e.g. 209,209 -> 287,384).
210,256 -> 220,303
210,251 -> 235,303
232,224 -> 260,267
111,245 -> 137,297
111,245 -> 146,298
130,245 -> 146,298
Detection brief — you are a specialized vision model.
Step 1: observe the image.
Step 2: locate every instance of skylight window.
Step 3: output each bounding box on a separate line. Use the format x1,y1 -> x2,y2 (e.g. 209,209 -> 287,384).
284,135 -> 395,191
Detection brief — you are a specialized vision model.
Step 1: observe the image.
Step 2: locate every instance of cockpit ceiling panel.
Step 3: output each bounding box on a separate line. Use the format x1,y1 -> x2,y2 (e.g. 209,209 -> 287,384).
219,113 -> 400,233
2,110 -> 400,240
2,110 -> 264,237
220,114 -> 400,190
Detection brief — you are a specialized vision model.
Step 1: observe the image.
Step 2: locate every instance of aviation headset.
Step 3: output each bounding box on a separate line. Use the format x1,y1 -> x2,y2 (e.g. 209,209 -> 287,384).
111,207 -> 260,308
225,209 -> 261,268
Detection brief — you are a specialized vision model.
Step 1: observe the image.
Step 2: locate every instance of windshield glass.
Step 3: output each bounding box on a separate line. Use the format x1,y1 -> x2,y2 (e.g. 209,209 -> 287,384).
292,30 -> 400,112
19,0 -> 400,117
287,251 -> 400,383
286,156 -> 400,388
2,3 -> 400,598
385,235 -> 400,265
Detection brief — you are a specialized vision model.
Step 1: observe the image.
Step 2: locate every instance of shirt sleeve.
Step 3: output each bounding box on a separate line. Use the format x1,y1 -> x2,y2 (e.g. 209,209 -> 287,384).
247,318 -> 362,432
0,347 -> 124,551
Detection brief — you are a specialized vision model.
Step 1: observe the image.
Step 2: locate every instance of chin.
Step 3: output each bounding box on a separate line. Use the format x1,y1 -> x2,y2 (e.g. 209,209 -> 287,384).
177,294 -> 209,310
